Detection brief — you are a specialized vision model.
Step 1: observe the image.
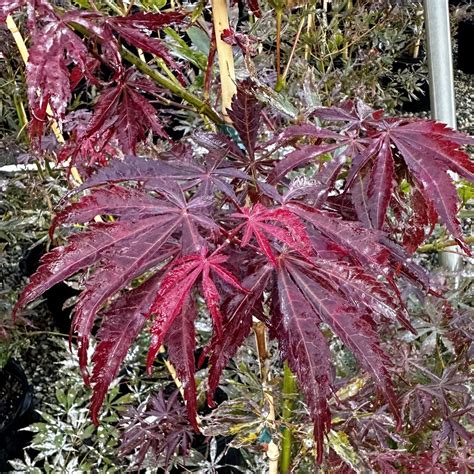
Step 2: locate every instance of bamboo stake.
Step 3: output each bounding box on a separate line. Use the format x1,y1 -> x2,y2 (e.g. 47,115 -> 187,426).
5,15 -> 28,63
305,12 -> 314,61
211,0 -> 236,118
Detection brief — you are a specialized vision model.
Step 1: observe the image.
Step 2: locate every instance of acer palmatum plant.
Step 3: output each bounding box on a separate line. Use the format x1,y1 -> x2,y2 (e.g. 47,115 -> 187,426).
12,78 -> 474,466
119,390 -> 194,469
2,0 -> 473,469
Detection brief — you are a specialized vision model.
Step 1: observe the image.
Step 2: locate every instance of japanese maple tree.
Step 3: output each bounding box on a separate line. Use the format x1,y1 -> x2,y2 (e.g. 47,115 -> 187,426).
3,0 -> 473,470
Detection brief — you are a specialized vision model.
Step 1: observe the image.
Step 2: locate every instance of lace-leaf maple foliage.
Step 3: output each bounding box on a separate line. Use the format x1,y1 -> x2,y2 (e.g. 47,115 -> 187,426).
0,0 -> 186,166
14,77 -> 474,464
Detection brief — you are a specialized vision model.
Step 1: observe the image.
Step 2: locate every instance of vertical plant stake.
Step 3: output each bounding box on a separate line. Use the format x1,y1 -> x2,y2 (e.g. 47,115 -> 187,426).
211,0 -> 237,116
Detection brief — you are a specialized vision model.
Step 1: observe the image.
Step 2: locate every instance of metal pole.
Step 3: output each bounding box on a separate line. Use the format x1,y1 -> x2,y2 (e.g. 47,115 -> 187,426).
423,0 -> 462,271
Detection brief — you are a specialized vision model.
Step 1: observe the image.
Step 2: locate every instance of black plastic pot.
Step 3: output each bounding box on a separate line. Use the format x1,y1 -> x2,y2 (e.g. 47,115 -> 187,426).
457,18 -> 474,74
20,243 -> 78,334
0,359 -> 34,472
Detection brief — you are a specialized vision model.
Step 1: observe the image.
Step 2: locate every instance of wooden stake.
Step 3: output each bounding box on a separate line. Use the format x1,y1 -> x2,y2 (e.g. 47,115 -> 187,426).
211,0 -> 236,118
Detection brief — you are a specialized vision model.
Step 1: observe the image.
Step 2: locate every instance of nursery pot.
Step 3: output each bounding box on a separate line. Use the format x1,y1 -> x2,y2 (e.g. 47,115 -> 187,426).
457,17 -> 474,74
0,359 -> 33,471
0,359 -> 32,435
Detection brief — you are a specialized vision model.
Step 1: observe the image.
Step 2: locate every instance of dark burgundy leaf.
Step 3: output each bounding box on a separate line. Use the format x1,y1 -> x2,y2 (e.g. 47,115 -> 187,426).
14,83 -> 474,470
164,297 -> 199,430
288,204 -> 390,273
107,15 -> 185,84
109,11 -> 185,29
365,137 -> 395,229
0,0 -> 26,20
350,169 -> 372,228
282,152 -> 346,207
75,155 -> 189,193
26,17 -> 91,138
119,390 -> 193,469
90,272 -> 162,424
268,143 -> 342,185
279,104 -> 474,251
232,204 -> 313,266
206,264 -> 272,405
283,257 -> 401,427
193,131 -> 247,162
146,252 -> 246,371
245,0 -> 261,17
275,265 -> 333,463
80,69 -> 168,156
402,182 -> 438,253
221,28 -> 258,55
227,80 -> 262,159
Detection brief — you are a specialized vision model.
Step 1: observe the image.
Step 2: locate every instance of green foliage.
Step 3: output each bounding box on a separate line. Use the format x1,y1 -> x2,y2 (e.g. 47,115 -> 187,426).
8,340 -> 135,473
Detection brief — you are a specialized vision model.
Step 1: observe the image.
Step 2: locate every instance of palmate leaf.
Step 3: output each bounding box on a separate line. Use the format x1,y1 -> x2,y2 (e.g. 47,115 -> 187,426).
387,122 -> 474,251
227,200 -> 412,450
281,255 -> 401,427
274,265 -> 333,463
90,272 -> 163,424
271,102 -> 474,253
76,69 -> 169,156
73,153 -> 250,202
231,203 -> 313,266
119,390 -> 193,468
338,108 -> 473,250
14,153 -> 251,428
146,252 -> 247,370
15,169 -> 222,380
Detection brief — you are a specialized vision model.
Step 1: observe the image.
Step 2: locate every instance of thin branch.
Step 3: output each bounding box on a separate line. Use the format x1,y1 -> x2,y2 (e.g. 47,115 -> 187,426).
275,7 -> 283,88
277,16 -> 305,91
280,361 -> 297,473
120,46 -> 223,124
417,236 -> 474,253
